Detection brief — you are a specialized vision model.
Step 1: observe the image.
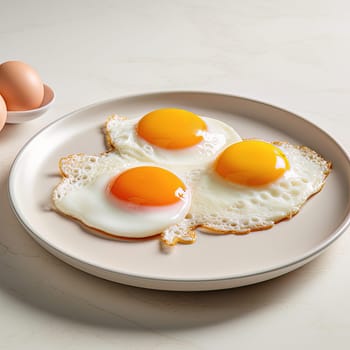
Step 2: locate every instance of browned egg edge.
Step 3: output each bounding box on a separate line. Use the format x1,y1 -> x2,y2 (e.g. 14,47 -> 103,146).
103,114 -> 127,151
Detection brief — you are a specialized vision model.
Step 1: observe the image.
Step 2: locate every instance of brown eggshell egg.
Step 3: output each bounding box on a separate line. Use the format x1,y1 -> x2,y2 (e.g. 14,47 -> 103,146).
0,94 -> 7,131
0,61 -> 44,111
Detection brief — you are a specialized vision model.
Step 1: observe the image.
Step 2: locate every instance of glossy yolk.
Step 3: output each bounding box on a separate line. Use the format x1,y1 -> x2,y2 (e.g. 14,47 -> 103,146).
108,166 -> 186,206
215,140 -> 290,186
136,108 -> 207,149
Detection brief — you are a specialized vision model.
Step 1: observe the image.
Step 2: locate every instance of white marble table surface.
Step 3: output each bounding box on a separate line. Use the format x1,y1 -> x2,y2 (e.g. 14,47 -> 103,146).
1,1 -> 349,349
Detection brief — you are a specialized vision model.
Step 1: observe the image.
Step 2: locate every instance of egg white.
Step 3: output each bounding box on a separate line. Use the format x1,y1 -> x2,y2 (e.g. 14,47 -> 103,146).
104,115 -> 241,166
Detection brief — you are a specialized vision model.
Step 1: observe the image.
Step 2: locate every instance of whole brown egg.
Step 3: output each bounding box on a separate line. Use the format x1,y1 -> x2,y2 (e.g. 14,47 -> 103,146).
0,61 -> 44,111
0,94 -> 6,131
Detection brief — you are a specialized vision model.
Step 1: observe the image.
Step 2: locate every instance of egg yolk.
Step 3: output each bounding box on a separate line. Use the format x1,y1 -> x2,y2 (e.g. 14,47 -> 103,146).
136,108 -> 207,149
108,166 -> 186,206
215,140 -> 290,186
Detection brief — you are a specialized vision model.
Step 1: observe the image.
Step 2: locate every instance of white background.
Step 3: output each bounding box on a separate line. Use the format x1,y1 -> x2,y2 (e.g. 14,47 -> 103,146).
0,1 -> 349,349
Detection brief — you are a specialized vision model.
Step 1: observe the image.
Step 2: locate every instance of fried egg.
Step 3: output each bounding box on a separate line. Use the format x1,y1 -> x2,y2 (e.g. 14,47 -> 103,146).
52,109 -> 331,249
104,108 -> 241,165
52,152 -> 193,240
161,140 -> 331,246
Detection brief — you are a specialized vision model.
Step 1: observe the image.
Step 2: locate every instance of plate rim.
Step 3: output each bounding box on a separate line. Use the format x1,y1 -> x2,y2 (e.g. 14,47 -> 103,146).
8,90 -> 350,284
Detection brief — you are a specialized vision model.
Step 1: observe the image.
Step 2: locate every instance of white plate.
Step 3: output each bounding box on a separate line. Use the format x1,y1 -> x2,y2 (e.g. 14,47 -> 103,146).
8,91 -> 350,291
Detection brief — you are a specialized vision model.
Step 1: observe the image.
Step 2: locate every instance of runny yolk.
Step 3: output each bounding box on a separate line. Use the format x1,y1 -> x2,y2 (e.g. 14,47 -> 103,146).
215,140 -> 290,186
108,166 -> 186,206
136,108 -> 207,149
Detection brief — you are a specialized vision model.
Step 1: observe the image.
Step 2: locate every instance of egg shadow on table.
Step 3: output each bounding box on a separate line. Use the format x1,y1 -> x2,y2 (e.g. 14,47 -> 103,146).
0,174 -> 329,331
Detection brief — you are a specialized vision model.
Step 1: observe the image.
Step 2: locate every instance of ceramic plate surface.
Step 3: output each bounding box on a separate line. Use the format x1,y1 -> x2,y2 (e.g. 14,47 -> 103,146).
8,92 -> 350,291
